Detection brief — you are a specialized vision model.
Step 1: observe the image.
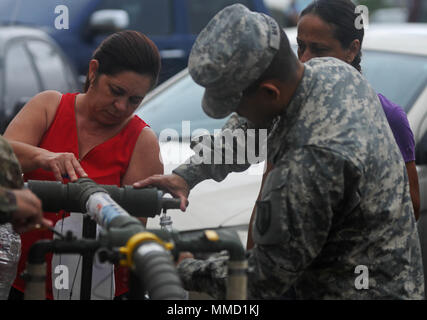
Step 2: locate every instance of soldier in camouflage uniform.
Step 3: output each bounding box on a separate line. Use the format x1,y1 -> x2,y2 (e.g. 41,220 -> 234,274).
135,4 -> 424,299
0,136 -> 48,234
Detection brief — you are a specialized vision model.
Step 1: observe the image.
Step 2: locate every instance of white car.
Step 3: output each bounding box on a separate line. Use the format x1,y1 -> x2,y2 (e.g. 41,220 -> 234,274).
136,24 -> 427,254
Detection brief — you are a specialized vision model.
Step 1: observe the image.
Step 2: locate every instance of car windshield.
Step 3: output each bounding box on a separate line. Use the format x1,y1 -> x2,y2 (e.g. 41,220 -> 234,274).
361,50 -> 427,112
137,50 -> 427,138
137,74 -> 228,140
0,0 -> 88,26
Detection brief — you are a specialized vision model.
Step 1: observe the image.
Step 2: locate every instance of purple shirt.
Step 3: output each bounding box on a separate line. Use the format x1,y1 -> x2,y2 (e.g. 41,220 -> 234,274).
378,93 -> 415,163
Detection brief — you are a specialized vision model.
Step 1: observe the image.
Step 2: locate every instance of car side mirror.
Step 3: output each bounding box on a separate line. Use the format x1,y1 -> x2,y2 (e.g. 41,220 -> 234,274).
0,97 -> 31,133
88,9 -> 129,35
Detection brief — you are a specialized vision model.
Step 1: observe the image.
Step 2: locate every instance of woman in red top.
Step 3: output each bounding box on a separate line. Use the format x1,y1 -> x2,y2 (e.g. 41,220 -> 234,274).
4,30 -> 163,299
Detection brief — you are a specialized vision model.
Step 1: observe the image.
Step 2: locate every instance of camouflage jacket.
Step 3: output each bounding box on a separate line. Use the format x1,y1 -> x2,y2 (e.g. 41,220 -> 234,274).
0,136 -> 23,223
174,57 -> 425,299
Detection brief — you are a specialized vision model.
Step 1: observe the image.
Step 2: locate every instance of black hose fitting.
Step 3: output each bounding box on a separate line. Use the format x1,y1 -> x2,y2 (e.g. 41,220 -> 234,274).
25,179 -> 181,217
154,228 -> 246,261
25,238 -> 101,300
75,178 -> 108,213
27,238 -> 101,264
132,243 -> 185,300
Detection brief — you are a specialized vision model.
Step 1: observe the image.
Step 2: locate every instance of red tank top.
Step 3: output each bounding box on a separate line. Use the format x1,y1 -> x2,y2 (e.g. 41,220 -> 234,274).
13,92 -> 148,299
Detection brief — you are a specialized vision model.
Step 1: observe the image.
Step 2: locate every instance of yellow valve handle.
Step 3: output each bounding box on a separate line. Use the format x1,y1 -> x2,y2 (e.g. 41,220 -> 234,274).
119,232 -> 174,267
204,230 -> 219,242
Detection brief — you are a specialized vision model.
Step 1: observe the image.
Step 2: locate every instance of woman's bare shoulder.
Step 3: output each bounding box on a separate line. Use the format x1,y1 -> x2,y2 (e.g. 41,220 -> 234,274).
32,90 -> 62,109
27,90 -> 63,125
137,127 -> 160,148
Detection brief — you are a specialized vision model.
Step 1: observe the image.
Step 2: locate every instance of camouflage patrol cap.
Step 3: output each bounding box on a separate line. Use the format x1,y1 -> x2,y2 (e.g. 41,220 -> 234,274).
188,4 -> 281,119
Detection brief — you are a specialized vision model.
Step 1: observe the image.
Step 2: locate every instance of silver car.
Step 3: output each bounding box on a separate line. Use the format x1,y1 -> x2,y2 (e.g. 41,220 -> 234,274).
0,26 -> 80,133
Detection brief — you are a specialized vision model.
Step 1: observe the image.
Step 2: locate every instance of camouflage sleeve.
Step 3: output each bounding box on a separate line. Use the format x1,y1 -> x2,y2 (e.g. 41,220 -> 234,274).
177,251 -> 229,299
172,113 -> 266,189
0,186 -> 17,224
177,146 -> 359,299
0,136 -> 23,189
0,136 -> 23,223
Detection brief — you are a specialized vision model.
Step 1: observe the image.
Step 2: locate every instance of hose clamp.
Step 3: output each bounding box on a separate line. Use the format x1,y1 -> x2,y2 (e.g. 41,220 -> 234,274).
119,232 -> 174,267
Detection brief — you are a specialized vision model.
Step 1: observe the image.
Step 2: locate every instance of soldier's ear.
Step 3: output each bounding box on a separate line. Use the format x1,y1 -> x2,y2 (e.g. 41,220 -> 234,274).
258,82 -> 280,102
346,39 -> 361,64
